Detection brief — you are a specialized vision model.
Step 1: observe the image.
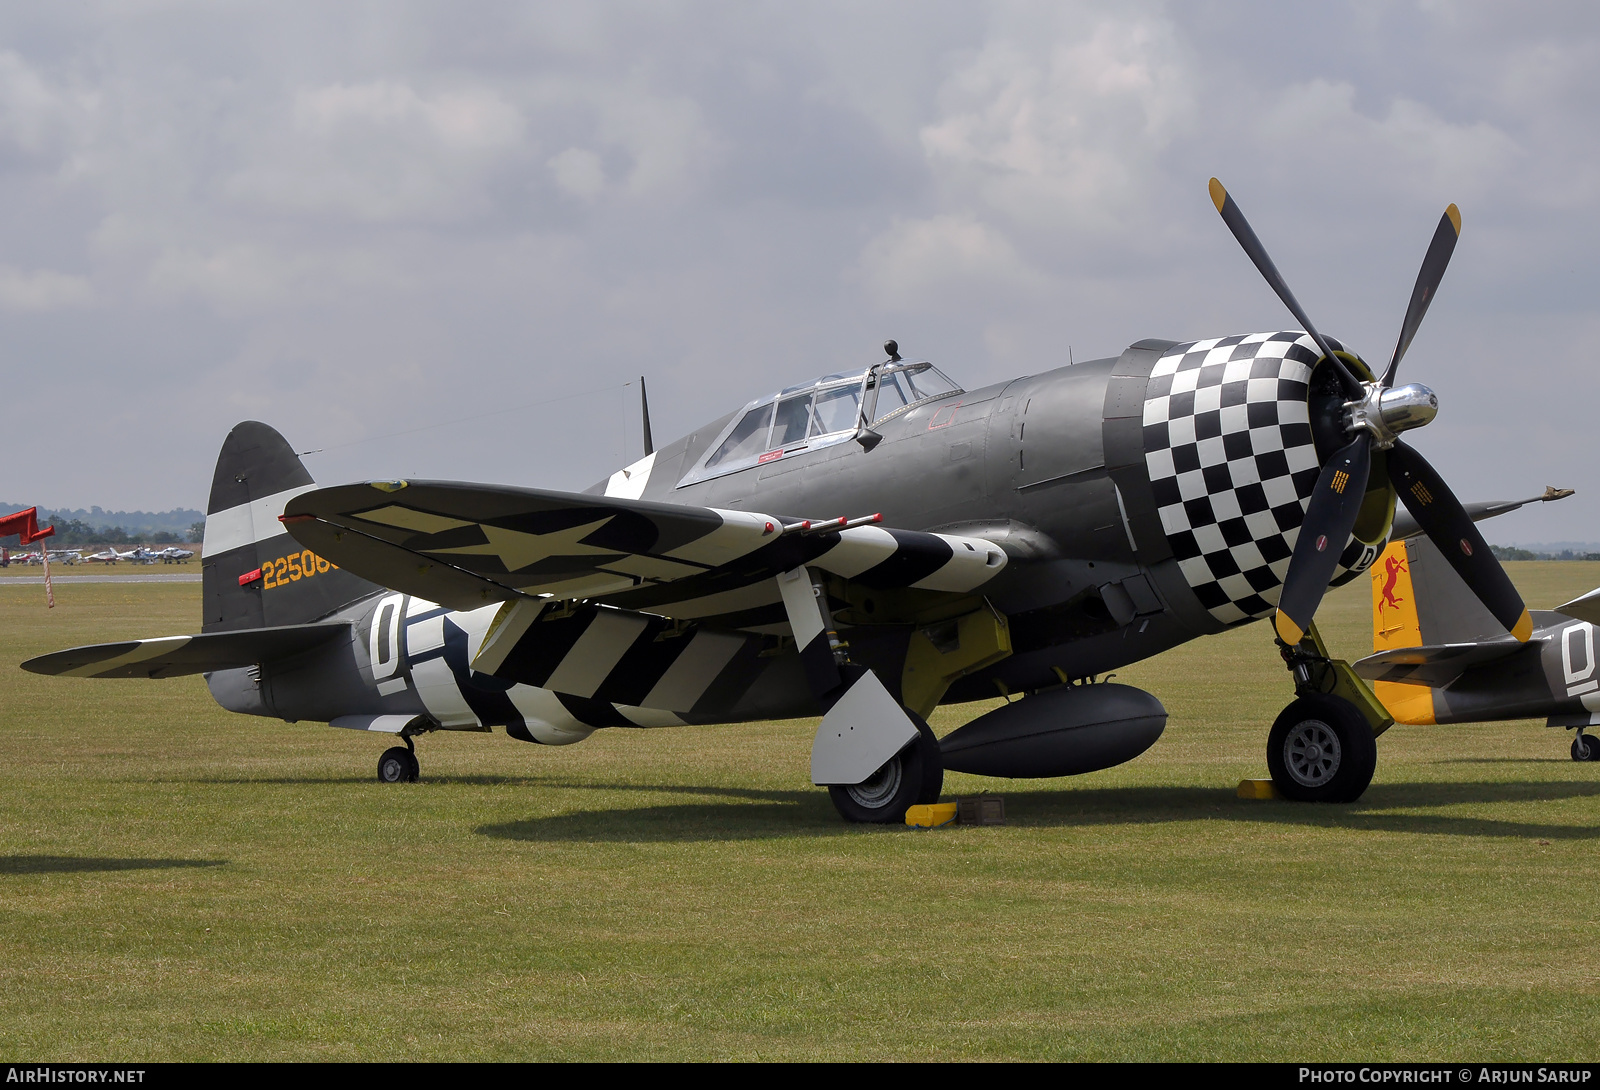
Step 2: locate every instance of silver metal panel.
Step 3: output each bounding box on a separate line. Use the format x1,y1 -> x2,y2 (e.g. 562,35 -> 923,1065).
809,670 -> 920,785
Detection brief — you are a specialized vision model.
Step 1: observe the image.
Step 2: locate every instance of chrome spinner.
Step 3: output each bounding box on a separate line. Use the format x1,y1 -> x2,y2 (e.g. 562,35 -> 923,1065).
1345,381 -> 1438,449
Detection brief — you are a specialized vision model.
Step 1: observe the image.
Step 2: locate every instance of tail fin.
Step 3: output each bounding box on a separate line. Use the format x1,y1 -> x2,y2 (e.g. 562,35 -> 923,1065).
1369,536 -> 1504,725
202,421 -> 381,632
1371,536 -> 1504,652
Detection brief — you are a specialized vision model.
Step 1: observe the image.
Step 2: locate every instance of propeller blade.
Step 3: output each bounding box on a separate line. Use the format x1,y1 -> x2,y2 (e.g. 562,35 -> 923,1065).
1273,433 -> 1374,645
1381,204 -> 1461,388
1209,178 -> 1364,398
1387,439 -> 1533,641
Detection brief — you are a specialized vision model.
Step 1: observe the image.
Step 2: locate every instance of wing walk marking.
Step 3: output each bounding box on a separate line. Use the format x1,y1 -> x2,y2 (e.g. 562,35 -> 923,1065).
354,505 -> 475,534
641,630 -> 749,712
541,610 -> 653,699
55,636 -> 190,677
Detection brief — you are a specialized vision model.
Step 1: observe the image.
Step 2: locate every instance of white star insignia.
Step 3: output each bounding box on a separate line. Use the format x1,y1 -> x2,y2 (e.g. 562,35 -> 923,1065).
428,517 -> 619,572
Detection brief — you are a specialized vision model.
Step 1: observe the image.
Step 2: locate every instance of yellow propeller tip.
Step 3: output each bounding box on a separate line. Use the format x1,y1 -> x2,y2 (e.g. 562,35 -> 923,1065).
1511,609 -> 1533,643
1274,611 -> 1305,646
1445,203 -> 1461,235
1209,177 -> 1228,213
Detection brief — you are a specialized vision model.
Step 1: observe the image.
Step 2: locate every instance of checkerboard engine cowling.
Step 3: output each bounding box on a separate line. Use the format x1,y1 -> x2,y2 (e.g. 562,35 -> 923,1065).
1142,332 -> 1380,626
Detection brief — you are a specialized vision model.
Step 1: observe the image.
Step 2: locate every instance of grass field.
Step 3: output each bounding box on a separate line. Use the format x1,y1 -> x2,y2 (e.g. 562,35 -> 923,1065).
1,565 -> 1596,1061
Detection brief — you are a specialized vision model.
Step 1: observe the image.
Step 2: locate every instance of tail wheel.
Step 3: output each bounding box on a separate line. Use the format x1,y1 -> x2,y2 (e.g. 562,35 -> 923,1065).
828,712 -> 943,823
1267,695 -> 1377,803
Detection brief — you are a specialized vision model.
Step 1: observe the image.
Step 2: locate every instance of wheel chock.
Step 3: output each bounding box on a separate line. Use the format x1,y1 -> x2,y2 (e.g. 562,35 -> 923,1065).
1237,778 -> 1280,799
957,795 -> 1005,825
905,802 -> 958,828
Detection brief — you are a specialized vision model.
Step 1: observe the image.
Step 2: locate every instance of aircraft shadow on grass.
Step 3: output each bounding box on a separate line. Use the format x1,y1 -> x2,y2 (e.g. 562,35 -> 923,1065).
0,855 -> 227,875
476,780 -> 1600,844
189,774 -> 549,787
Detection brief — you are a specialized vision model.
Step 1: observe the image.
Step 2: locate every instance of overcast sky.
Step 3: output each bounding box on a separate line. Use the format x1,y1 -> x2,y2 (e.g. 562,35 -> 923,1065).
2,2 -> 1597,543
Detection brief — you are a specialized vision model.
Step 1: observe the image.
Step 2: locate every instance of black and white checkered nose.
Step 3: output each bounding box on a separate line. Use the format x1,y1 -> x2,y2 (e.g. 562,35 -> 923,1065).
1141,331 -> 1378,626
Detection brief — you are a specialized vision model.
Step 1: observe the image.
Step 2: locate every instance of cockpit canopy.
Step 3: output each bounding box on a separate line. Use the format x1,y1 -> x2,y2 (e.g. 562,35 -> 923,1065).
679,361 -> 962,487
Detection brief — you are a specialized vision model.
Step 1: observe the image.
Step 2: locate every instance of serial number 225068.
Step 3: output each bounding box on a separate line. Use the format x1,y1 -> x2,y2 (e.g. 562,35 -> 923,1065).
262,549 -> 339,590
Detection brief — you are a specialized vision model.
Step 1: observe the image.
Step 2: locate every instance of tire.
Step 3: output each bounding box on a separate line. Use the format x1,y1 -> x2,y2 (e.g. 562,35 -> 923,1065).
1267,695 -> 1377,803
1573,734 -> 1600,762
378,746 -> 417,784
828,720 -> 943,824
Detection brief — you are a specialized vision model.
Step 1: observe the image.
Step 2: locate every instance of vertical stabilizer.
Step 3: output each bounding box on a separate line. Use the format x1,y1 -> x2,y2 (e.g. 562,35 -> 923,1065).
1369,535 -> 1506,724
202,422 -> 381,632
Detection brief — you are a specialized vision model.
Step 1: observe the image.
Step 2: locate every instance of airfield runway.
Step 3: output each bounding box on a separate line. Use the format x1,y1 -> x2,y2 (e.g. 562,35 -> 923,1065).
1,566 -> 1596,1060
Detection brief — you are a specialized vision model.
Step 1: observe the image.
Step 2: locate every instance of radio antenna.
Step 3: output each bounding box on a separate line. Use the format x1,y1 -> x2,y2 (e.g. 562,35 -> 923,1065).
640,375 -> 654,456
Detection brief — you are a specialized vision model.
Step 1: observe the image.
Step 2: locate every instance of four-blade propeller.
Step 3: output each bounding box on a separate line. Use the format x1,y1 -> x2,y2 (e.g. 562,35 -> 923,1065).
1208,179 -> 1532,646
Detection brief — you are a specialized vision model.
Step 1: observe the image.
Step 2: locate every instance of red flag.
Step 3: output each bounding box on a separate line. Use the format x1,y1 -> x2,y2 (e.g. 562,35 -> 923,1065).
0,507 -> 55,545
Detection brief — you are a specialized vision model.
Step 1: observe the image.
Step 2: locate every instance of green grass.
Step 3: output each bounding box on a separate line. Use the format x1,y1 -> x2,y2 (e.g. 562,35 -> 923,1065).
1,565 -> 1597,1060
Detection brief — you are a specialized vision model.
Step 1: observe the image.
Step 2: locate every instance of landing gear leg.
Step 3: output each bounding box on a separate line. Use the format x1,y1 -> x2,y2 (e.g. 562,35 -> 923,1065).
775,565 -> 942,824
1573,728 -> 1600,762
1271,621 -> 1390,802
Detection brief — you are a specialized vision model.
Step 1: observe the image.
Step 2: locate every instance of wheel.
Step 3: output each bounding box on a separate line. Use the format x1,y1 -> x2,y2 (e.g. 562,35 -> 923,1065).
1267,695 -> 1377,803
828,717 -> 943,823
378,746 -> 418,783
1573,733 -> 1600,762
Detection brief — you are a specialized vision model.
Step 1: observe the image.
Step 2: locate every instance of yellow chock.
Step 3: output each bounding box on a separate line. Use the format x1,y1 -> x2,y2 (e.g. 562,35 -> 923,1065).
905,802 -> 958,828
1237,778 -> 1280,800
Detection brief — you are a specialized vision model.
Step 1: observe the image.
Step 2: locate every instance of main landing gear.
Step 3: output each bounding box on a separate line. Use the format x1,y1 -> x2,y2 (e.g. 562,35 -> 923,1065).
827,715 -> 943,824
1270,622 -> 1388,802
1573,729 -> 1600,763
378,735 -> 419,783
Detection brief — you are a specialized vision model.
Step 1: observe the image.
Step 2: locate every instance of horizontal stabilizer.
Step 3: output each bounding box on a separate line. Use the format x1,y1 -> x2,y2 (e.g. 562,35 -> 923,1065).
22,622 -> 349,679
1353,638 -> 1539,688
1390,486 -> 1573,541
1556,587 -> 1600,626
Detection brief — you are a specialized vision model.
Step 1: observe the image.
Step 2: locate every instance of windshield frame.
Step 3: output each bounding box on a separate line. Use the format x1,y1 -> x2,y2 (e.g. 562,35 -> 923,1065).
676,361 -> 963,488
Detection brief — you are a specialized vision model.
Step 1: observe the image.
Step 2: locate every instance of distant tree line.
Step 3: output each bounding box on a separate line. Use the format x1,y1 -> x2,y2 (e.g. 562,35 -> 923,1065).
2,517 -> 204,548
1491,544 -> 1600,562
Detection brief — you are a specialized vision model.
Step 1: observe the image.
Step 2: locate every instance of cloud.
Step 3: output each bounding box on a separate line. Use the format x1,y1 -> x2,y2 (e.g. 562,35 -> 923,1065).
856,214 -> 1047,311
226,81 -> 526,222
919,13 -> 1197,236
0,265 -> 91,310
0,1 -> 1594,543
548,147 -> 605,199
